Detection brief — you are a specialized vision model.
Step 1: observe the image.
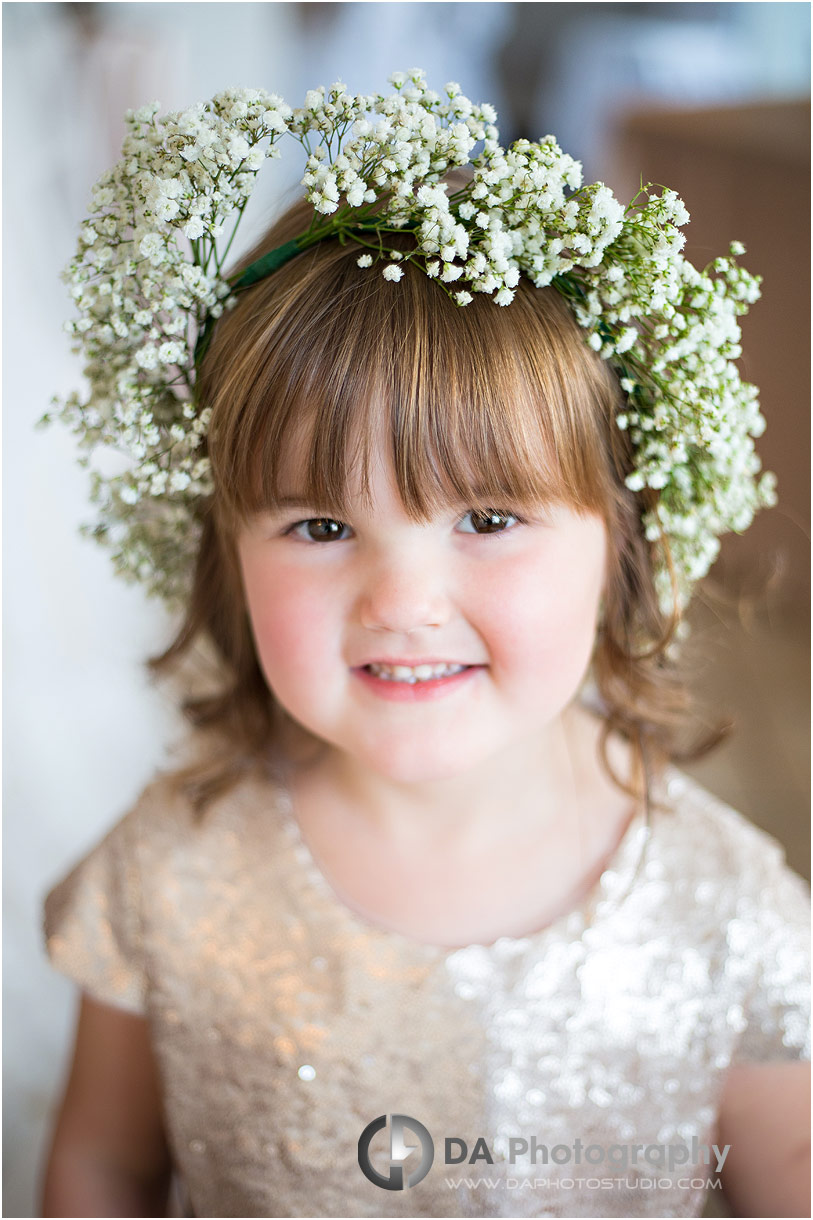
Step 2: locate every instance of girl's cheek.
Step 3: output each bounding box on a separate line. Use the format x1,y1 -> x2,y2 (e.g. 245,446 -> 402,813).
479,539 -> 603,671
241,560 -> 339,676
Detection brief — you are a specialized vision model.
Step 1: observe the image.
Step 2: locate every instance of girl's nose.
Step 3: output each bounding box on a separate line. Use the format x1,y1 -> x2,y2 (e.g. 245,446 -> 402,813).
357,547 -> 453,635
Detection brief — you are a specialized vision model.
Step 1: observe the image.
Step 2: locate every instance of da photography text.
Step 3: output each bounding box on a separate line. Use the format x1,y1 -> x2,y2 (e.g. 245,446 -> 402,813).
357,1115 -> 730,1191
445,1133 -> 730,1174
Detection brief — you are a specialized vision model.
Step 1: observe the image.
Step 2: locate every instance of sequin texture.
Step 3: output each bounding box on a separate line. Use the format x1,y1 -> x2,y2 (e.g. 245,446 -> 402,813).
44,766 -> 810,1217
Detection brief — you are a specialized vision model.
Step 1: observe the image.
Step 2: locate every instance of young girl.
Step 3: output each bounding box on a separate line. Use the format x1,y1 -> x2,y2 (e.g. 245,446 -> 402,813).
41,78 -> 809,1218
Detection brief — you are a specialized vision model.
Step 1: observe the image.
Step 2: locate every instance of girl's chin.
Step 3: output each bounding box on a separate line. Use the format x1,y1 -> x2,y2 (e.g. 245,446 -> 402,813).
274,714 -> 483,784
348,735 -> 506,787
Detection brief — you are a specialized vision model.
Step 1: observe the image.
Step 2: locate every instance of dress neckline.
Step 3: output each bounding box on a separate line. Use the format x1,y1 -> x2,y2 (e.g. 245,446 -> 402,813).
273,771 -> 661,959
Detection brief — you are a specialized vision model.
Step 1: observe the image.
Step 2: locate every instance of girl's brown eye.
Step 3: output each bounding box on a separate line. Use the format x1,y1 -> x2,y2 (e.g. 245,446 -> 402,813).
293,518 -> 349,542
461,510 -> 518,535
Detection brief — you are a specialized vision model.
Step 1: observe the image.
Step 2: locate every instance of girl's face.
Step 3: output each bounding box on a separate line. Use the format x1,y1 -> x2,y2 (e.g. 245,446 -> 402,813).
237,429 -> 607,785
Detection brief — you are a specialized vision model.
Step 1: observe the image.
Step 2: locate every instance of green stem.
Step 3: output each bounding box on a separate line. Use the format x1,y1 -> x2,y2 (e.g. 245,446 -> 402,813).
216,198 -> 249,273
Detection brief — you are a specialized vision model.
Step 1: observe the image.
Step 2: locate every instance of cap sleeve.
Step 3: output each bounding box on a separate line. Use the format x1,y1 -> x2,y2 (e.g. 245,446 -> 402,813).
729,845 -> 811,1065
43,803 -> 147,1016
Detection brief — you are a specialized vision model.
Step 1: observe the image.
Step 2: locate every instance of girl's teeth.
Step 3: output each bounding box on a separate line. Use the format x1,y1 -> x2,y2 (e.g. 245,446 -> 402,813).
367,662 -> 467,683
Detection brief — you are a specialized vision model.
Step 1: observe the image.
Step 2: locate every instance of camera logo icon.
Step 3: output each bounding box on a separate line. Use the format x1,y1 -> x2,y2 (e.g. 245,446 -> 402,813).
357,1113 -> 434,1190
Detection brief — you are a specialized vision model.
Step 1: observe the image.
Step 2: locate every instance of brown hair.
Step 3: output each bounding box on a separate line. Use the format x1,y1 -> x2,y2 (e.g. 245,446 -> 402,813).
151,195 -> 718,809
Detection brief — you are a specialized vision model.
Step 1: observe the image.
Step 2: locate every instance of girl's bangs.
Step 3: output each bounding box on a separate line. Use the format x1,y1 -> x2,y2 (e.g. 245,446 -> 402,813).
206,242 -> 621,527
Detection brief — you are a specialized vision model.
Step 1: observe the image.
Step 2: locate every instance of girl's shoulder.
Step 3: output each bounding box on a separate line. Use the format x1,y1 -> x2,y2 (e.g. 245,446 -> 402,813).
642,768 -> 810,1014
43,753 -> 289,1013
653,766 -> 808,902
655,768 -> 811,1064
93,750 -> 292,880
580,707 -> 808,919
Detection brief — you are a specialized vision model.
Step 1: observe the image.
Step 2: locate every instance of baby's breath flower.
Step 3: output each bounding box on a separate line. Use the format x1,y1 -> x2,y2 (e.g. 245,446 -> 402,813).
382,264 -> 404,282
615,327 -> 638,355
183,217 -> 206,240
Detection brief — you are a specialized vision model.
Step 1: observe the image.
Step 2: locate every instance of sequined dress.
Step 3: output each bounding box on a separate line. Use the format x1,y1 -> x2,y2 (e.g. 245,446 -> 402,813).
44,765 -> 810,1218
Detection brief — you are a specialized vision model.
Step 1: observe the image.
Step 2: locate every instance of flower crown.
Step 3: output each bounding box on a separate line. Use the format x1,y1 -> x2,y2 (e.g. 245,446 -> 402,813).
46,69 -> 775,615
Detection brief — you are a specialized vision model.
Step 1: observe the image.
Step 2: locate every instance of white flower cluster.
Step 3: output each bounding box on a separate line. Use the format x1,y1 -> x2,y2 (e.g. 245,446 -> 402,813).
46,87 -> 293,602
46,72 -> 772,613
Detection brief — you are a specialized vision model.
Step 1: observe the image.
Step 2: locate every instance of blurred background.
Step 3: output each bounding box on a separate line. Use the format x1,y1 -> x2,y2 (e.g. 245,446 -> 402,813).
4,3 -> 809,1216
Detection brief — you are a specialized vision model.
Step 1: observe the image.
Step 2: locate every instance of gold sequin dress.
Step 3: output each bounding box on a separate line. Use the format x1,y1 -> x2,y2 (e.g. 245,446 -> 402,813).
44,765 -> 810,1218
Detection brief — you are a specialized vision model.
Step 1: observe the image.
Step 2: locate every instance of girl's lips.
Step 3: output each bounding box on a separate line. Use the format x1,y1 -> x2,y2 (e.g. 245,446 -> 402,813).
352,664 -> 484,703
355,657 -> 471,668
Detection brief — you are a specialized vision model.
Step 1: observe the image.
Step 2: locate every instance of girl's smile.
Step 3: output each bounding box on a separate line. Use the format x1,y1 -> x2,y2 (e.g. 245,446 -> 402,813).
237,434 -> 607,785
353,658 -> 484,701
